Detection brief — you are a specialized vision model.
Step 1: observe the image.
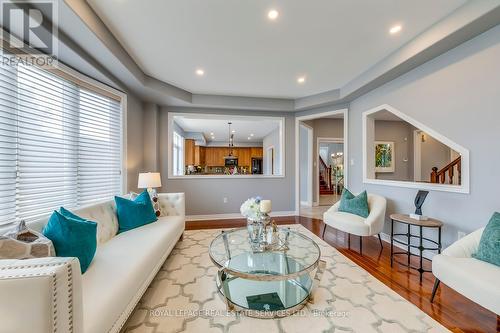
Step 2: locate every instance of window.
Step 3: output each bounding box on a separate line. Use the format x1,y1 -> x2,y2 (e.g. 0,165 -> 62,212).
0,51 -> 123,225
172,131 -> 184,176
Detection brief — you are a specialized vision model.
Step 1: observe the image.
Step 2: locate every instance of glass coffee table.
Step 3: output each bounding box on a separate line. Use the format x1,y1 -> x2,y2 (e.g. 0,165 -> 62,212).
209,227 -> 325,318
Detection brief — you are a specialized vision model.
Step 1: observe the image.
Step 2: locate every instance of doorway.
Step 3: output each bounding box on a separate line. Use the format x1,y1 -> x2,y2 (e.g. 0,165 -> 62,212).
295,109 -> 348,219
317,138 -> 344,206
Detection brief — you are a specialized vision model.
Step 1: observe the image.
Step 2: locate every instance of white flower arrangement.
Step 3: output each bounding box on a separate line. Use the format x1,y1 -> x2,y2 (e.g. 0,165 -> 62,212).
240,197 -> 263,220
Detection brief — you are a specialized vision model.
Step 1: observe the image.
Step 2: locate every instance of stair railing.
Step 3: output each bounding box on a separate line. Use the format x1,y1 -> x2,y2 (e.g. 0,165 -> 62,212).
430,156 -> 461,184
319,156 -> 332,191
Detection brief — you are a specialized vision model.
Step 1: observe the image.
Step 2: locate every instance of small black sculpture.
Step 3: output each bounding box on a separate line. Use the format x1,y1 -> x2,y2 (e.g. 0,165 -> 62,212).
414,190 -> 429,215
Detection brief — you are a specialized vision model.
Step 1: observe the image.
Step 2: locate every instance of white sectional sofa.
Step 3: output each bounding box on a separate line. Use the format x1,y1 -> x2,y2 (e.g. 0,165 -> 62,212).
0,193 -> 185,333
431,227 -> 500,315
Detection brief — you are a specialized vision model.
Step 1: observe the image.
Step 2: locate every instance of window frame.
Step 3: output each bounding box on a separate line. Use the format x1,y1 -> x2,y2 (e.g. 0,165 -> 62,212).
166,112 -> 286,179
172,131 -> 184,176
362,104 -> 470,194
0,46 -> 127,228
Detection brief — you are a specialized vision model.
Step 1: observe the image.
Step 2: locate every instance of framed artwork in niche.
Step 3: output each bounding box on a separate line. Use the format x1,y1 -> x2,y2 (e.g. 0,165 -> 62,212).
375,141 -> 395,173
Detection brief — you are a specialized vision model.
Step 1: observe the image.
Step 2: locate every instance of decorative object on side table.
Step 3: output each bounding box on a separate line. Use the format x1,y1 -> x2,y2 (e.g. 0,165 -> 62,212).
0,220 -> 55,259
410,190 -> 429,220
138,172 -> 162,216
390,213 -> 443,283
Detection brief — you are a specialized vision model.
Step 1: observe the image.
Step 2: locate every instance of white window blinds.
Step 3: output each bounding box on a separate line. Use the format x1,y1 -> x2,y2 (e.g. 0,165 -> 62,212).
0,51 -> 123,225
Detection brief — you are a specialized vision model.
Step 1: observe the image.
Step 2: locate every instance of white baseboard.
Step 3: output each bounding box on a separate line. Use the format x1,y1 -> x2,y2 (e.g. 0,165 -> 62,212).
186,211 -> 296,222
300,201 -> 311,207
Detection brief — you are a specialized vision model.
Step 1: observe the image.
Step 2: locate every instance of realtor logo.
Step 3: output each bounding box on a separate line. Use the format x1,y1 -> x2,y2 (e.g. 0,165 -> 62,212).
1,0 -> 57,57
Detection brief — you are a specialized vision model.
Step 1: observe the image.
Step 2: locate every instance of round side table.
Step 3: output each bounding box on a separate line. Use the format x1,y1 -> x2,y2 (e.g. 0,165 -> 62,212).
389,214 -> 443,283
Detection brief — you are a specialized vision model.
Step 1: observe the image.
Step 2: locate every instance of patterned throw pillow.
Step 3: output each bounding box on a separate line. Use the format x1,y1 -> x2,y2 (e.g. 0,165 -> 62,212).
472,212 -> 500,267
338,189 -> 370,218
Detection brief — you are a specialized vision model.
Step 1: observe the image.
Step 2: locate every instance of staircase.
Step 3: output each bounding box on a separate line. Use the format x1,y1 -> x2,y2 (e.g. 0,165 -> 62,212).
430,156 -> 461,184
319,156 -> 333,195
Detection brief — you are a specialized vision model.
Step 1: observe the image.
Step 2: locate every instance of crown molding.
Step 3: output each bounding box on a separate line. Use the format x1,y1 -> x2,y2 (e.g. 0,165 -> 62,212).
60,0 -> 500,111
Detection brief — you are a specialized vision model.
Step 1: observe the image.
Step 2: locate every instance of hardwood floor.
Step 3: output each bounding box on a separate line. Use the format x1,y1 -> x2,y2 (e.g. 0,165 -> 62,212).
187,216 -> 499,333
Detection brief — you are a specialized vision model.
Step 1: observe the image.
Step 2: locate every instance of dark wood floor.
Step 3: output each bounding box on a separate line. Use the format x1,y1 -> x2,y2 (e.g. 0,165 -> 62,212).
187,216 -> 499,333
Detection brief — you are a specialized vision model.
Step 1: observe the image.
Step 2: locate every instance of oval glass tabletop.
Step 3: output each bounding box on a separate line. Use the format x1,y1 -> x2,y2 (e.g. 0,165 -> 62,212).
209,227 -> 321,279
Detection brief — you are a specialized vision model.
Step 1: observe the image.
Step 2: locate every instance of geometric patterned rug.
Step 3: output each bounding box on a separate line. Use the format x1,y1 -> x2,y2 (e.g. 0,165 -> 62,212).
121,225 -> 449,333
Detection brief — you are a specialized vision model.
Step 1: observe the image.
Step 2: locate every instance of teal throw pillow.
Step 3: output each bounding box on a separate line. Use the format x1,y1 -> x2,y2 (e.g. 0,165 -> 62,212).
115,190 -> 157,233
472,212 -> 500,267
338,189 -> 370,218
42,209 -> 97,273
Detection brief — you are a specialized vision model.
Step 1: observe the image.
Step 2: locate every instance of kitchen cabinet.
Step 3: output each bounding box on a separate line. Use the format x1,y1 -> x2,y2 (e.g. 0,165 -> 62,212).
184,139 -> 195,165
235,148 -> 251,167
203,147 -> 263,167
250,147 -> 263,158
194,146 -> 205,166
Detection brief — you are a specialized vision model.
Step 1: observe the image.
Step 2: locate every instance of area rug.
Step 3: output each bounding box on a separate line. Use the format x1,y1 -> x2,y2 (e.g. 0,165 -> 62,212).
121,225 -> 448,333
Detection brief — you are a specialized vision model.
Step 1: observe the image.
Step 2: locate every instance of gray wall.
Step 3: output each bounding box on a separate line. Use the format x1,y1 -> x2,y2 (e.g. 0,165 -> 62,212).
374,120 -> 414,181
126,94 -> 145,193
142,103 -> 160,173
346,24 -> 500,249
158,107 -> 295,216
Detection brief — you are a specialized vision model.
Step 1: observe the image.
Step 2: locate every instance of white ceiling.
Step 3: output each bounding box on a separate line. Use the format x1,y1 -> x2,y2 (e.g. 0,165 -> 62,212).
174,116 -> 280,143
87,0 -> 467,99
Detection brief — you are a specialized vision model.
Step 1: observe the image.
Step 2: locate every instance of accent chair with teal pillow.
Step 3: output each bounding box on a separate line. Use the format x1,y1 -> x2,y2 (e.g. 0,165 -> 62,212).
42,208 -> 97,273
472,212 -> 500,267
338,188 -> 370,218
115,190 -> 158,233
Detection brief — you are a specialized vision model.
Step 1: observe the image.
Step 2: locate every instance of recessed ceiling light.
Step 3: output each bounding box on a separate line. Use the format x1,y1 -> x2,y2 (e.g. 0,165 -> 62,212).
196,69 -> 205,76
210,132 -> 214,136
231,130 -> 236,133
268,9 -> 279,20
297,76 -> 306,84
248,137 -> 251,140
389,25 -> 402,34
250,133 -> 254,137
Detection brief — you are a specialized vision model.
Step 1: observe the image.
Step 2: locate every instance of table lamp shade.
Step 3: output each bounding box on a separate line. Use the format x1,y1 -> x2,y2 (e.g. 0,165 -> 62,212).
138,172 -> 162,189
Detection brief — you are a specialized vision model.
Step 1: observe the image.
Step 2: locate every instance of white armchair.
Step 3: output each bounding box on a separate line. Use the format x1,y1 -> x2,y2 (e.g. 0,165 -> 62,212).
431,227 -> 500,315
322,193 -> 387,254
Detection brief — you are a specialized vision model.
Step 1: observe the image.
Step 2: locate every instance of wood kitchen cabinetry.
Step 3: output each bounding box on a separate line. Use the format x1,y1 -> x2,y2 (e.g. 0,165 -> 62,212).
196,146 -> 263,167
194,146 -> 205,166
184,139 -> 196,165
250,147 -> 263,158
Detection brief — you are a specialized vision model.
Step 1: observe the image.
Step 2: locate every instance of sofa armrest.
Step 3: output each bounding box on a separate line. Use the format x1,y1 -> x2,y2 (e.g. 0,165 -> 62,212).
442,227 -> 484,258
0,257 -> 83,333
158,193 -> 185,217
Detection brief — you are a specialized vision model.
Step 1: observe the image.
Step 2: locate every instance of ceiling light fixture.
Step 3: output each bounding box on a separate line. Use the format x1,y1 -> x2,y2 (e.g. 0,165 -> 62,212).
268,9 -> 279,20
250,133 -> 254,137
297,76 -> 306,84
210,132 -> 214,136
231,130 -> 236,133
196,69 -> 205,76
389,25 -> 402,34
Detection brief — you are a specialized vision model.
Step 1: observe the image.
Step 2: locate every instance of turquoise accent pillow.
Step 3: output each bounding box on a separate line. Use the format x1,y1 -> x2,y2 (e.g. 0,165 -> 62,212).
338,189 -> 370,218
472,212 -> 500,267
115,190 -> 157,233
42,209 -> 97,273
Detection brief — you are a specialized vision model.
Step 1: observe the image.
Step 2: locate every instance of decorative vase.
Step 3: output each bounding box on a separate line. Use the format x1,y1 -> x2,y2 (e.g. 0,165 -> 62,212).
247,218 -> 264,244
